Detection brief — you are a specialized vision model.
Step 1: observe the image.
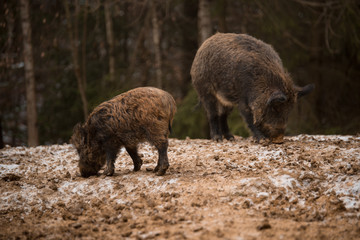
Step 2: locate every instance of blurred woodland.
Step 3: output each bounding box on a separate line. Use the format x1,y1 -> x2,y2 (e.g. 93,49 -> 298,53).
1,0 -> 360,147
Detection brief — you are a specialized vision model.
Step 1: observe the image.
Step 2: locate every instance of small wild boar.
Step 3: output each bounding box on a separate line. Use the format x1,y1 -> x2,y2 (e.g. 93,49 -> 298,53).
70,87 -> 176,177
191,33 -> 314,143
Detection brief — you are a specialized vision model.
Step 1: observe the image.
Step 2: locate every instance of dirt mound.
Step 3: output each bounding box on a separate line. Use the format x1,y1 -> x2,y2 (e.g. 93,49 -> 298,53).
1,135 -> 359,239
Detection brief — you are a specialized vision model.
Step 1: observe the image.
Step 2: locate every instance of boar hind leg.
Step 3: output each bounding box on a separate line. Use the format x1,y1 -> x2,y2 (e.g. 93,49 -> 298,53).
125,146 -> 143,171
154,141 -> 169,176
209,115 -> 222,141
219,106 -> 234,141
103,146 -> 117,176
201,95 -> 222,141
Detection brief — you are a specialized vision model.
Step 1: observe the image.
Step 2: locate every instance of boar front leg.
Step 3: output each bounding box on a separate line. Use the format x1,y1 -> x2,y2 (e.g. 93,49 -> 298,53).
103,146 -> 117,176
219,105 -> 234,141
239,106 -> 265,142
209,115 -> 222,141
201,95 -> 222,141
125,146 -> 143,171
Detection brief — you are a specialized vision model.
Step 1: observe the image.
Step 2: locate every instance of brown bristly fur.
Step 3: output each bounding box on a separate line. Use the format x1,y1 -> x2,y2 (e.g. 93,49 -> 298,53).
191,33 -> 314,143
70,87 -> 176,177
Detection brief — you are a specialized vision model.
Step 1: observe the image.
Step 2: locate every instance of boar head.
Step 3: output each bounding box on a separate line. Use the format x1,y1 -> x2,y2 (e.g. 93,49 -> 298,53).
252,84 -> 314,143
71,123 -> 104,177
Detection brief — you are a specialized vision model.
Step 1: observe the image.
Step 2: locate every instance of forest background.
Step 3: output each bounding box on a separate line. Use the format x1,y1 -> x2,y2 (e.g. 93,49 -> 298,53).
1,0 -> 359,147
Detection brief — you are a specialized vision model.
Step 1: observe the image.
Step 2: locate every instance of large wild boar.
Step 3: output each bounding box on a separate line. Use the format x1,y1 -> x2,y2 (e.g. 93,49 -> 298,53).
191,33 -> 314,143
70,87 -> 176,177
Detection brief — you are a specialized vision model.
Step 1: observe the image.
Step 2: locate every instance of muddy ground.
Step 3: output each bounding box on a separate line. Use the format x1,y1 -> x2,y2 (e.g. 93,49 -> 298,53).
0,135 -> 359,240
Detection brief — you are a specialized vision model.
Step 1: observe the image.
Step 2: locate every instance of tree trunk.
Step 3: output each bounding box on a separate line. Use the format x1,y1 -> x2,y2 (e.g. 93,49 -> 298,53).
178,0 -> 198,99
63,0 -> 88,119
104,0 -> 115,82
20,0 -> 39,147
151,0 -> 162,89
0,118 -> 4,149
216,0 -> 227,32
81,0 -> 88,90
122,2 -> 129,64
198,0 -> 212,44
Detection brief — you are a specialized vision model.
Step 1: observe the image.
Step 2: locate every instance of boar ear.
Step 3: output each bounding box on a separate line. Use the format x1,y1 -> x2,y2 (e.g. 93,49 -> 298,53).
73,123 -> 87,145
295,84 -> 315,98
267,91 -> 287,106
80,127 -> 87,145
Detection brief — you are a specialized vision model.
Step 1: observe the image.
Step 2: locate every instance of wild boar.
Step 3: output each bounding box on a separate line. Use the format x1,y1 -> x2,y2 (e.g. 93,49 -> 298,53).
70,87 -> 177,177
191,33 -> 314,143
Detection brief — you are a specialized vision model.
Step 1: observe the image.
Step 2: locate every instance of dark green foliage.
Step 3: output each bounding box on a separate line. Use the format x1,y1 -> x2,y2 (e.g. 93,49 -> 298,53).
38,73 -> 82,144
172,89 -> 209,139
227,109 -> 250,138
172,89 -> 250,139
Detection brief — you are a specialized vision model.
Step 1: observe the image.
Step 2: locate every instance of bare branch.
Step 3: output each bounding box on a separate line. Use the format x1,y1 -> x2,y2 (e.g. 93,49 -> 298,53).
82,0 -> 88,89
292,0 -> 340,8
283,31 -> 320,52
151,0 -> 162,88
104,0 -> 116,82
63,0 -> 88,119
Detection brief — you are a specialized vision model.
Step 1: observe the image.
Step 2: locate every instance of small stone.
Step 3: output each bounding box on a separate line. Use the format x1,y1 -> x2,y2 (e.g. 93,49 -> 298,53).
257,219 -> 271,230
73,223 -> 82,229
49,183 -> 58,191
64,171 -> 71,178
2,173 -> 21,182
242,200 -> 251,209
122,231 -> 132,237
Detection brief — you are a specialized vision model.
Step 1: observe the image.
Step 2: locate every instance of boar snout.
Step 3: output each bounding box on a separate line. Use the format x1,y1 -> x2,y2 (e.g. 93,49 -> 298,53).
271,134 -> 284,144
261,123 -> 285,144
78,153 -> 104,177
79,162 -> 98,177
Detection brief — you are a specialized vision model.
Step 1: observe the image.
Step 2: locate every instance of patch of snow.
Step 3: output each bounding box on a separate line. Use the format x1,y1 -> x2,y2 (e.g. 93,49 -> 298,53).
269,174 -> 300,190
256,149 -> 284,161
149,178 -> 178,193
327,176 -> 360,196
340,197 -> 360,210
290,134 -> 360,142
256,192 -> 269,198
238,177 -> 259,186
0,164 -> 20,173
57,178 -> 116,202
324,175 -> 360,210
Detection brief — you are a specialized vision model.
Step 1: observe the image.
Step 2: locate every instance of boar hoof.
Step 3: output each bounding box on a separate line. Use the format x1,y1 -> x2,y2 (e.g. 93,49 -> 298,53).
271,136 -> 284,144
212,135 -> 223,142
258,138 -> 271,145
153,165 -> 168,176
103,167 -> 114,176
134,161 -> 143,171
155,168 -> 167,176
224,134 -> 235,141
253,135 -> 266,143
